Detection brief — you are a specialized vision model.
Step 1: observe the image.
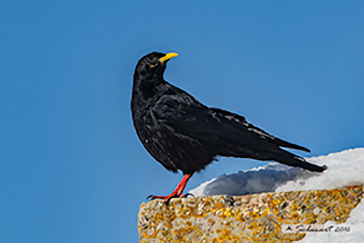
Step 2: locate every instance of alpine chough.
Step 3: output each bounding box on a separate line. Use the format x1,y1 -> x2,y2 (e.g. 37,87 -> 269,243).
131,52 -> 326,203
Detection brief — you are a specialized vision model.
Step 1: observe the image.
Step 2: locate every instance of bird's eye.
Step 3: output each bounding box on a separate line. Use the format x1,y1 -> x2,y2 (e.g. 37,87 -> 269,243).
147,60 -> 158,68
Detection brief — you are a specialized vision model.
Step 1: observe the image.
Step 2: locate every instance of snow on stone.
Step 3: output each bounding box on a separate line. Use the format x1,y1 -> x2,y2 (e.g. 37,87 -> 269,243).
190,148 -> 364,196
189,148 -> 364,242
277,148 -> 364,192
189,163 -> 310,197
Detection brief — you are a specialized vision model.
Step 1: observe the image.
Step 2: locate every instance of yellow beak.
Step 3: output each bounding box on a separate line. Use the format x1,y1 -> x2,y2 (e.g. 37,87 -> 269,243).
159,52 -> 178,63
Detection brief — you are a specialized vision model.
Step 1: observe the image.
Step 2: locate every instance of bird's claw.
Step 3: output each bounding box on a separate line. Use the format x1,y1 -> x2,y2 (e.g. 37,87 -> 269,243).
146,194 -> 167,200
146,193 -> 194,204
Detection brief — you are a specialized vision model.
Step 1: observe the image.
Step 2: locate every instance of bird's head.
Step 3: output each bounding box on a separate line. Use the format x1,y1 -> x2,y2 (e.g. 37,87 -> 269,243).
134,52 -> 178,82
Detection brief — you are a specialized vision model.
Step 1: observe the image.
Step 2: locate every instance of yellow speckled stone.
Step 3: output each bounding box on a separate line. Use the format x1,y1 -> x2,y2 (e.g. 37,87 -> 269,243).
137,186 -> 362,242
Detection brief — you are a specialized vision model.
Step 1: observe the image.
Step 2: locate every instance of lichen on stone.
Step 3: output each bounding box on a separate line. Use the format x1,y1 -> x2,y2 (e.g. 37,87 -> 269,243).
138,186 -> 362,242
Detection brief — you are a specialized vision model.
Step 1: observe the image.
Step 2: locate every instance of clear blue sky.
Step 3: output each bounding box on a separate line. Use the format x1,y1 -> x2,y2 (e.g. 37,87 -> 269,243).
1,1 -> 363,242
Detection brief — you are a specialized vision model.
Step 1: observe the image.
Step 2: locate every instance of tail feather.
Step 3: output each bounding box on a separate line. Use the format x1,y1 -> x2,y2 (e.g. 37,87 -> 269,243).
270,149 -> 327,172
273,138 -> 311,153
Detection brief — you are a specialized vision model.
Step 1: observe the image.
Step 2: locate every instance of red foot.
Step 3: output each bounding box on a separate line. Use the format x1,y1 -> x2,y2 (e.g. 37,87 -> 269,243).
147,174 -> 193,204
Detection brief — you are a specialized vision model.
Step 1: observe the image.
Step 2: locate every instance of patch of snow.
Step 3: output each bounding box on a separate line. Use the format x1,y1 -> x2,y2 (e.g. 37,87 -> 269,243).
277,148 -> 364,192
189,148 -> 364,242
189,163 -> 308,196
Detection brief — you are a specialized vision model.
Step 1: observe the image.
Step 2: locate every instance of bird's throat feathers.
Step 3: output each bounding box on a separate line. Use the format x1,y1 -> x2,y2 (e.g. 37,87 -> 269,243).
132,74 -> 167,108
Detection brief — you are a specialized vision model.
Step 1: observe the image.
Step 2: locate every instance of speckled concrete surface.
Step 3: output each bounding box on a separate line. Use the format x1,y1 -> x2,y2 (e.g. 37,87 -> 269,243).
138,186 -> 362,242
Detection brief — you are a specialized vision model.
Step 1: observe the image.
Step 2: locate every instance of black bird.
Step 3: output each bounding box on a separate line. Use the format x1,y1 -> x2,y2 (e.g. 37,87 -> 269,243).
131,52 -> 326,203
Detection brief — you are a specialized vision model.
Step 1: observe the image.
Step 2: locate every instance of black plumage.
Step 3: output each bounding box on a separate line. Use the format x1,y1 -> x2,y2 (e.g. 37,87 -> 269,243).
131,52 -> 326,202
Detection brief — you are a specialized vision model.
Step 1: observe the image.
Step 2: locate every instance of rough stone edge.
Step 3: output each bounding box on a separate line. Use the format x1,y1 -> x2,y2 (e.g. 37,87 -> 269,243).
138,186 -> 363,242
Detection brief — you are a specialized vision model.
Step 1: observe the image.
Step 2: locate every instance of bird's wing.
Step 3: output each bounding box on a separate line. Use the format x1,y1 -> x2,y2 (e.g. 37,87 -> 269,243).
152,93 -> 309,152
210,108 -> 310,152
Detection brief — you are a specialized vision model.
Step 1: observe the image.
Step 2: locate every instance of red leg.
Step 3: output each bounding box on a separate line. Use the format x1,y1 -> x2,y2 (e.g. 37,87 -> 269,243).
147,174 -> 193,204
